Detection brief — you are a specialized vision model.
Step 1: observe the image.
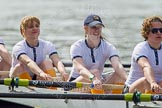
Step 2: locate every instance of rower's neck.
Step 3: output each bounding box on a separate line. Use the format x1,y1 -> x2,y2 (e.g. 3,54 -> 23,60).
148,41 -> 161,50
26,39 -> 39,47
86,38 -> 100,48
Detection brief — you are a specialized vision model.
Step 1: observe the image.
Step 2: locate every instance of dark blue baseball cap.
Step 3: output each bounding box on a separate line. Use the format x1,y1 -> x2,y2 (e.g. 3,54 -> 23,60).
84,14 -> 104,27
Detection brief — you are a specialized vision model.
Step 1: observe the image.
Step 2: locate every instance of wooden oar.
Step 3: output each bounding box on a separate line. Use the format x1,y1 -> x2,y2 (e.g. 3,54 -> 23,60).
52,77 -> 64,82
0,71 -> 9,76
78,83 -> 124,90
1,78 -> 124,90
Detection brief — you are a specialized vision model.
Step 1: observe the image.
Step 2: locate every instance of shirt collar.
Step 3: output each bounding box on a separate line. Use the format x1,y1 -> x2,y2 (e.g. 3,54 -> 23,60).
26,40 -> 39,48
85,39 -> 101,49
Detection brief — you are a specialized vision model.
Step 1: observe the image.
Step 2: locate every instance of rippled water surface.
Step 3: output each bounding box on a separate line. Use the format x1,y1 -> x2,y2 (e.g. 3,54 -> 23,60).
0,0 -> 162,64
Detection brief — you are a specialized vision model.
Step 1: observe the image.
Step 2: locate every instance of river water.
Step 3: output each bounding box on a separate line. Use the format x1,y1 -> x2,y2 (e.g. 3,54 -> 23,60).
0,0 -> 162,64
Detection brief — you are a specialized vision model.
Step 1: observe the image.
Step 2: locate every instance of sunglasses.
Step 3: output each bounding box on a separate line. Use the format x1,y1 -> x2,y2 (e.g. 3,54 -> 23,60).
150,28 -> 162,34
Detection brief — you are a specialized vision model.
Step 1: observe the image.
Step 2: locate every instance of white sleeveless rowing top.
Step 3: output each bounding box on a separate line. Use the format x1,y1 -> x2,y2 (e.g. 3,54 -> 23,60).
125,41 -> 162,86
70,39 -> 119,78
10,39 -> 57,77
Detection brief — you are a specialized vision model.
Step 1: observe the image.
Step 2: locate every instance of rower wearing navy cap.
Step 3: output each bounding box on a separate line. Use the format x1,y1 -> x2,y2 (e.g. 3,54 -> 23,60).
68,14 -> 127,93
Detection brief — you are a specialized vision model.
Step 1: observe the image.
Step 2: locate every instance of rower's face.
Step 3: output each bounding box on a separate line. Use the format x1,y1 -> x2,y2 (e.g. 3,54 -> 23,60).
23,21 -> 40,40
148,22 -> 162,44
86,24 -> 102,37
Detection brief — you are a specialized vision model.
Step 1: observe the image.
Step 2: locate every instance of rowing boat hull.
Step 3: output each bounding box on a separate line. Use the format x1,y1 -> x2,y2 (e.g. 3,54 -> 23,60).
0,85 -> 162,108
0,98 -> 129,108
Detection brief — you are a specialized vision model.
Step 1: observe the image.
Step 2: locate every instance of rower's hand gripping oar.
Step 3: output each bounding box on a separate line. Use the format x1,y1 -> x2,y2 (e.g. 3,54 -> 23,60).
90,83 -> 105,94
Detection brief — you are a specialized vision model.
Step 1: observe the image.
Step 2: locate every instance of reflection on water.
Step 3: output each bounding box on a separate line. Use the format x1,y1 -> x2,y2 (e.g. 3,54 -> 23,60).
0,0 -> 162,64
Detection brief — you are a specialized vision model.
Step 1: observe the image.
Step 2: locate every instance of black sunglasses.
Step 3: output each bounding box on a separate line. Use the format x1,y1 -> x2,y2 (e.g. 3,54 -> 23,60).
151,28 -> 162,34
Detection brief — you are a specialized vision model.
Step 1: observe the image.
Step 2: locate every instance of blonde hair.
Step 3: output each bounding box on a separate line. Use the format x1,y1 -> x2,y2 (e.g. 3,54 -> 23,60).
141,16 -> 162,40
20,16 -> 40,37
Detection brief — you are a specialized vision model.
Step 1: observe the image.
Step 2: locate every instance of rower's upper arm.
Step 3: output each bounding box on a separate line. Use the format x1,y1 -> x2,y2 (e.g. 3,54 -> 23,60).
110,56 -> 120,67
73,57 -> 86,70
50,53 -> 61,66
18,54 -> 33,65
137,56 -> 151,70
0,44 -> 7,54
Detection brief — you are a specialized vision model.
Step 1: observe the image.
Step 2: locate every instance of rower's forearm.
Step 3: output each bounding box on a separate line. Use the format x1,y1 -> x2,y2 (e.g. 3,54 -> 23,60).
5,55 -> 12,66
115,66 -> 127,81
56,62 -> 67,75
27,62 -> 44,76
121,69 -> 127,80
10,71 -> 17,78
78,69 -> 93,80
144,72 -> 156,84
143,67 -> 156,84
1,51 -> 11,66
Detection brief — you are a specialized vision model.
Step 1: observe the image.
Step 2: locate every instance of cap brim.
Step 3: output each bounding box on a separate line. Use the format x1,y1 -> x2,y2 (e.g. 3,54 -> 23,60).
88,21 -> 104,27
